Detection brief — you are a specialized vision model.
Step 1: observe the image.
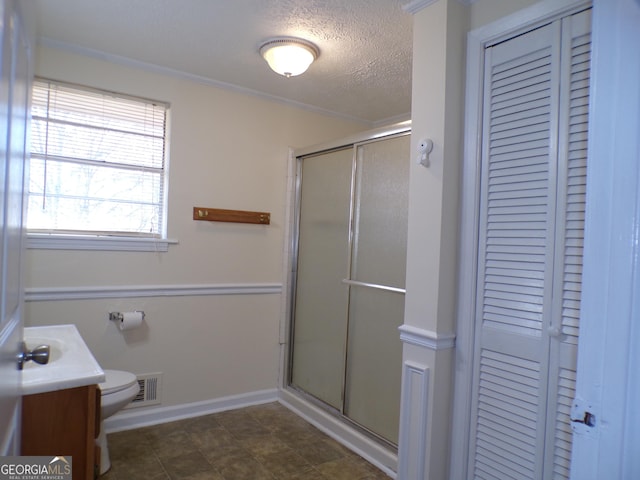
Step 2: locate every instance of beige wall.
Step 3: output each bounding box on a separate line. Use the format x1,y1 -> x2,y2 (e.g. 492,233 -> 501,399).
402,2 -> 468,476
25,0 -> 544,461
25,46 -> 368,407
469,0 -> 542,30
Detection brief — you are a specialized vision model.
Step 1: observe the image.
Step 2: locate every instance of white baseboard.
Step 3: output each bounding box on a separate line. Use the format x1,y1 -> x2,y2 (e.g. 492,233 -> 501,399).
278,388 -> 397,478
104,388 -> 278,433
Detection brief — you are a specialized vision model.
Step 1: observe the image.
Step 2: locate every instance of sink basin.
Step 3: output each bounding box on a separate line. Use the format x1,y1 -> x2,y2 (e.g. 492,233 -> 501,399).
22,325 -> 105,395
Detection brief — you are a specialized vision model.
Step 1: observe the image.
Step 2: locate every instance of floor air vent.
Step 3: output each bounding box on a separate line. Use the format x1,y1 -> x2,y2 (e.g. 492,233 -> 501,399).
126,373 -> 162,408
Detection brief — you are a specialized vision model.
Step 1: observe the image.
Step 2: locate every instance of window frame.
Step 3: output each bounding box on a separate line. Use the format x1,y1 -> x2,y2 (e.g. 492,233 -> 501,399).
26,78 -> 175,251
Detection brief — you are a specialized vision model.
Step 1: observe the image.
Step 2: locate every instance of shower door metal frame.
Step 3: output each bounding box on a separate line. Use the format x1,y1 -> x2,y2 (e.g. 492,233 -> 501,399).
285,121 -> 411,447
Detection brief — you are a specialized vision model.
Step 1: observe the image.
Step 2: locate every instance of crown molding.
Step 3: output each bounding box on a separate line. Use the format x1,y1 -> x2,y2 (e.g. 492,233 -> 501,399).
37,37 -> 374,127
402,0 -> 438,14
403,0 -> 477,14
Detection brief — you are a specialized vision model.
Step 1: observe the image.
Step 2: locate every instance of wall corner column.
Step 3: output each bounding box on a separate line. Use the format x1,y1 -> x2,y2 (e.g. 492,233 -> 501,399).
398,0 -> 468,478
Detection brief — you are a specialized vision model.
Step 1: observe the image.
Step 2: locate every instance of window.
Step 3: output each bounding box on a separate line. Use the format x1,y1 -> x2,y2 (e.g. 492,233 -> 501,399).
28,79 -> 170,248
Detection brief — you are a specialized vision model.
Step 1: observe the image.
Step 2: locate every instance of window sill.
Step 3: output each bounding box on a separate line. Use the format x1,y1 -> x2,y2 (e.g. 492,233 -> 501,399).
26,234 -> 178,252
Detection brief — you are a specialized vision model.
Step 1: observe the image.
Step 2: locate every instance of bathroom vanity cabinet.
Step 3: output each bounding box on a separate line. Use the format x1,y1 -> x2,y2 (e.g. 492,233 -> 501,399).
22,384 -> 101,480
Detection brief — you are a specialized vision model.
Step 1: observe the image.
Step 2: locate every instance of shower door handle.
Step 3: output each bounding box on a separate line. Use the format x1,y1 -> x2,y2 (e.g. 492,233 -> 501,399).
341,279 -> 406,294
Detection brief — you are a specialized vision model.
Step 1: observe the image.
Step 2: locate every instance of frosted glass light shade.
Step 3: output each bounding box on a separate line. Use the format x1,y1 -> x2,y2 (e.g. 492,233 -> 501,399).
259,38 -> 319,77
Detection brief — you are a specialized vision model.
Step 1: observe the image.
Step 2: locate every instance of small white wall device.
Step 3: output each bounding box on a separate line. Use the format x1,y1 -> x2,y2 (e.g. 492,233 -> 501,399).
417,138 -> 434,167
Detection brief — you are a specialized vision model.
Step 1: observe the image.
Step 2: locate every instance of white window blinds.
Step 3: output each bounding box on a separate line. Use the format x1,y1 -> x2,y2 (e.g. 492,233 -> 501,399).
28,79 -> 169,237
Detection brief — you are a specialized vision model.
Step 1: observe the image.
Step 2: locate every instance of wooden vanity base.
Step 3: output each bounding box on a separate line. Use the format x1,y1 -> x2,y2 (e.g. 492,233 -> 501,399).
22,384 -> 101,480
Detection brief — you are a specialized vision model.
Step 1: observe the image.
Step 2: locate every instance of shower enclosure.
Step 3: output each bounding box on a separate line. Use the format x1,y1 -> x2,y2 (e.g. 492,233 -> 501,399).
287,123 -> 410,447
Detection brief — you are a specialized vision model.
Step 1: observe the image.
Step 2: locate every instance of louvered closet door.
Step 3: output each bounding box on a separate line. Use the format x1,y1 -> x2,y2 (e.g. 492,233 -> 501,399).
468,9 -> 591,480
543,10 -> 591,479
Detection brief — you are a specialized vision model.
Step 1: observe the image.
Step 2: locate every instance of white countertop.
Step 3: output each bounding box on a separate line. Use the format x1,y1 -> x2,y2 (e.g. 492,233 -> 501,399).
22,324 -> 105,395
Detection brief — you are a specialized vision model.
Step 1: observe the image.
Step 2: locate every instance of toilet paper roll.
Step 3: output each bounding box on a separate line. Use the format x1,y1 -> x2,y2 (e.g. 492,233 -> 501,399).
119,311 -> 144,331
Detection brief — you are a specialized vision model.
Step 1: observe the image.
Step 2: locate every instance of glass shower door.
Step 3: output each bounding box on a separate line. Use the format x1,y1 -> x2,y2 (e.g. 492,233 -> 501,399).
290,147 -> 353,409
290,132 -> 410,445
344,136 -> 409,444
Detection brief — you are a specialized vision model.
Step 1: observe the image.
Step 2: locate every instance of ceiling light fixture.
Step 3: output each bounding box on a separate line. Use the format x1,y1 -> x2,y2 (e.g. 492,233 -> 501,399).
259,37 -> 319,78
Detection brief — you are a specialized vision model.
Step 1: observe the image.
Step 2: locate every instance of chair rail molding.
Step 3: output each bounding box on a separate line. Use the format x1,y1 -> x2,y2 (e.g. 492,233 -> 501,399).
398,324 -> 456,350
25,283 -> 283,301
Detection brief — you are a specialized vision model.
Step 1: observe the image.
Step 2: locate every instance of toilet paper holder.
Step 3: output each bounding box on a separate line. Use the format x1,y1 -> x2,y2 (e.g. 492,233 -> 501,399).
109,311 -> 145,322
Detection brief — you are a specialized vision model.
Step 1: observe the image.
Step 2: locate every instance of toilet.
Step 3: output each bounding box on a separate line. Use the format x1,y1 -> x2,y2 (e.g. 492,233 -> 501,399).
98,369 -> 140,475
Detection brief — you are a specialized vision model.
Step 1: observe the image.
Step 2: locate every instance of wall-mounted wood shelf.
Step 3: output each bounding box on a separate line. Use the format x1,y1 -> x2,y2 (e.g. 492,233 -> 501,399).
193,207 -> 270,225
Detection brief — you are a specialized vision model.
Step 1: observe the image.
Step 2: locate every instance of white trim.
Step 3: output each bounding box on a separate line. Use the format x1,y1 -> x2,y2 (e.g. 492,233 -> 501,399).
26,234 -> 178,252
469,0 -> 591,47
448,8 -> 485,479
449,1 -> 591,479
398,324 -> 455,350
402,0 -> 438,15
571,0 -> 640,477
277,148 -> 298,390
24,283 -> 283,302
402,0 -> 478,14
104,388 -> 278,433
37,37 -> 373,128
278,388 -> 397,478
397,362 -> 429,480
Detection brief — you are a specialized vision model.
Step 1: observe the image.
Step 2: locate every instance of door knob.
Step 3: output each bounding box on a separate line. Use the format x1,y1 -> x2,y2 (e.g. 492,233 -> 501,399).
17,341 -> 50,370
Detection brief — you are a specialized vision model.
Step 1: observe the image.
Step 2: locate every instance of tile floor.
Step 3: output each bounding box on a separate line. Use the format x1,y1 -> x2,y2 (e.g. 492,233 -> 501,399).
101,402 -> 392,480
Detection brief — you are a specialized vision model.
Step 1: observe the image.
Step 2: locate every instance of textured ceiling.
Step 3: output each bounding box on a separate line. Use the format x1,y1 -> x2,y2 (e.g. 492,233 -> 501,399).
33,0 -> 415,125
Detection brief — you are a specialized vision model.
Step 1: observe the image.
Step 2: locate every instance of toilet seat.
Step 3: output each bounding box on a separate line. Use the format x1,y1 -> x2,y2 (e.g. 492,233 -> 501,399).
100,369 -> 138,395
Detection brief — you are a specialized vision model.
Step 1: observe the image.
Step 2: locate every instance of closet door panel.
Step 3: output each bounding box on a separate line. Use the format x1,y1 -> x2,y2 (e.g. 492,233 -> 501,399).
545,9 -> 591,479
469,8 -> 591,479
469,21 -> 561,480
